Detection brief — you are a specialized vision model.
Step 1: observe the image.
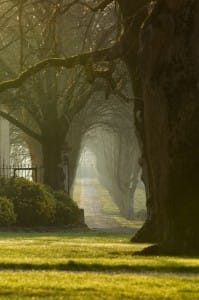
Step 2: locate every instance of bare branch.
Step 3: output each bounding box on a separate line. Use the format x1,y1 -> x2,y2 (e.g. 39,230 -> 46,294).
0,43 -> 122,93
60,0 -> 80,14
0,110 -> 42,142
18,0 -> 24,70
79,0 -> 114,12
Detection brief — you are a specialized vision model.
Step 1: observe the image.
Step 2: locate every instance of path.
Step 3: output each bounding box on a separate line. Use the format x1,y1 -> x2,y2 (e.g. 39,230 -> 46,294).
77,178 -> 142,234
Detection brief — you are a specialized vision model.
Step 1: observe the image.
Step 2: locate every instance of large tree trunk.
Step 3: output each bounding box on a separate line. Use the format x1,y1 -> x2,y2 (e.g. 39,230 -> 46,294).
139,0 -> 199,253
119,0 -> 199,252
42,140 -> 66,191
118,0 -> 159,242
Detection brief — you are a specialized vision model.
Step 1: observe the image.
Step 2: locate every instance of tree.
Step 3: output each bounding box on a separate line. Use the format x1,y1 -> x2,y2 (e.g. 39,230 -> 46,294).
76,91 -> 141,219
62,75 -> 141,216
0,0 -> 157,243
138,0 -> 199,253
70,55 -> 141,218
0,0 -> 141,198
0,0 -> 119,190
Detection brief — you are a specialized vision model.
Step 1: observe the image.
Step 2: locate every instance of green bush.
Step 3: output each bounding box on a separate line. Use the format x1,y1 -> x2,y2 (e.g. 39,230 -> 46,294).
0,178 -> 56,226
0,177 -> 7,196
0,197 -> 16,226
53,191 -> 82,225
0,177 -> 84,227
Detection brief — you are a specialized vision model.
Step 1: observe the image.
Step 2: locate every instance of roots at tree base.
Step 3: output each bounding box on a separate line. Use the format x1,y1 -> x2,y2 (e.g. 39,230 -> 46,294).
134,243 -> 199,256
131,219 -> 158,244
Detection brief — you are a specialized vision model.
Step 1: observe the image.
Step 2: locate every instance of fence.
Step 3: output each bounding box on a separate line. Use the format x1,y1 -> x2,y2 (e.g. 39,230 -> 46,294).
0,164 -> 44,182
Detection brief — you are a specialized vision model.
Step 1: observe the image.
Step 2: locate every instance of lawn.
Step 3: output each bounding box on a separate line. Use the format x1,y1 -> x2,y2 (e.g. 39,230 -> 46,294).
0,231 -> 198,299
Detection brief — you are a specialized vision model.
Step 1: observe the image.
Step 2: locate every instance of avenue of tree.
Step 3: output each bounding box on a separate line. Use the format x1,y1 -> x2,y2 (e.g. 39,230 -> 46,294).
0,1 -> 140,218
0,0 -> 198,254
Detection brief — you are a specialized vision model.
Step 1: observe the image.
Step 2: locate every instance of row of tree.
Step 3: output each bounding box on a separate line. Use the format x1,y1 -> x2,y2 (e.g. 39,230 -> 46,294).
0,0 -> 141,219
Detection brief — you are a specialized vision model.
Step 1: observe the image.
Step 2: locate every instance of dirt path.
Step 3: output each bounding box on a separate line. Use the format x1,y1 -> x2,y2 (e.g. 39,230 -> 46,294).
78,178 -> 141,234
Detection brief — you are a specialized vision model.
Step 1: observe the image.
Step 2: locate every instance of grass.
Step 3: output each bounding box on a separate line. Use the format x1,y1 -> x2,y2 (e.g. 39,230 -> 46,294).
0,231 -> 198,299
95,182 -> 121,215
95,181 -> 145,229
134,187 -> 146,213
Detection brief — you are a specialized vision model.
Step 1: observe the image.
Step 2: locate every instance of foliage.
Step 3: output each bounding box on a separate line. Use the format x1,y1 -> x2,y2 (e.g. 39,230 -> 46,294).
53,191 -> 82,226
0,178 -> 56,226
0,197 -> 16,226
0,178 -> 83,227
0,177 -> 8,195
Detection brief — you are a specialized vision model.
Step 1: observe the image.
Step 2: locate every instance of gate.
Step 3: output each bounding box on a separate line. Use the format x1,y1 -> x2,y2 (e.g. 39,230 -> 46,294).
0,164 -> 43,182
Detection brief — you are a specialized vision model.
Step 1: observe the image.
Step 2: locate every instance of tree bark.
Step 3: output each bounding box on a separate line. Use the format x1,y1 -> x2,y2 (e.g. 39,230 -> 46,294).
118,0 -> 159,241
139,0 -> 199,253
42,139 -> 66,191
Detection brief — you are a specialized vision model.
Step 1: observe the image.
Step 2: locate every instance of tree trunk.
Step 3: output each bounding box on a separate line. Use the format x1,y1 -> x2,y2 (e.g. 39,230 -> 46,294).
113,186 -> 135,220
25,136 -> 44,183
132,161 -> 158,243
139,0 -> 199,253
42,140 -> 66,191
118,0 -> 159,241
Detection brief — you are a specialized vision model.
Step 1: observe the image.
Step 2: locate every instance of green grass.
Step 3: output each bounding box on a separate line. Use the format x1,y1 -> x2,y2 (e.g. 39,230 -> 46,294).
134,187 -> 146,213
1,271 -> 198,300
95,182 -> 121,215
0,231 -> 198,299
95,182 -> 144,228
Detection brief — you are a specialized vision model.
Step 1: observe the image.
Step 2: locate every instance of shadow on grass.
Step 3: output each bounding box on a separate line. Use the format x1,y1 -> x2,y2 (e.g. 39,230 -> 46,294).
0,230 -> 131,239
0,261 -> 198,274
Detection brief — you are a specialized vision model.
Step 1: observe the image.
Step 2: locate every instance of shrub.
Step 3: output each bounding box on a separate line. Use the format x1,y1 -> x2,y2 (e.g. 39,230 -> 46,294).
0,197 -> 16,226
53,191 -> 82,225
0,178 -> 56,226
0,177 -> 8,196
0,177 -> 84,227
